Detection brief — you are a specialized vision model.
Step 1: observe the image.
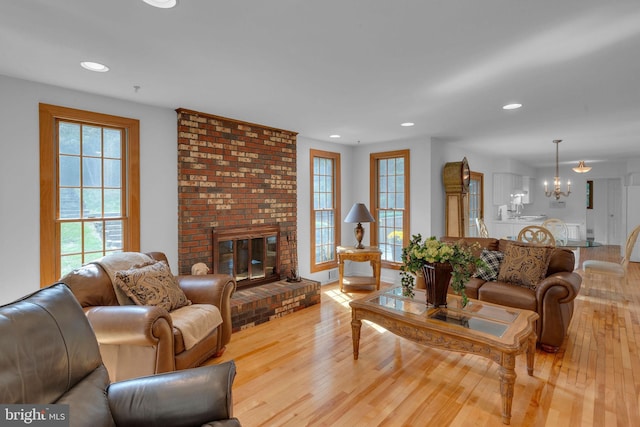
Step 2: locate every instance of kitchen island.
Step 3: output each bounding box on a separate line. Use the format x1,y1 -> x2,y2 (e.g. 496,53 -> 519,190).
490,219 -> 581,240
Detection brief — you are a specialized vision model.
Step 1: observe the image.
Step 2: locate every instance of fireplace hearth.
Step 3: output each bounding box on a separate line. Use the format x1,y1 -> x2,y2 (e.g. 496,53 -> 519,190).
212,224 -> 280,289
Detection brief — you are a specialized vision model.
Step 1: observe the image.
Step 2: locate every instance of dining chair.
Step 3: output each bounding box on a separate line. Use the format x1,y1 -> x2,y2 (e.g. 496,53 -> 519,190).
517,225 -> 556,246
583,224 -> 640,286
475,218 -> 489,238
542,218 -> 569,246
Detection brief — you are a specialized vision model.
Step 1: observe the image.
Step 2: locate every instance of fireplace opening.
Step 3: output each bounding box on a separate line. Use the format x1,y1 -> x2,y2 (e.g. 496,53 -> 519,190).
212,224 -> 280,289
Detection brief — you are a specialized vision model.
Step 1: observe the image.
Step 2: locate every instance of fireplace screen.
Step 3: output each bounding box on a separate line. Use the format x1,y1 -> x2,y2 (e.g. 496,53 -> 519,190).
213,224 -> 279,288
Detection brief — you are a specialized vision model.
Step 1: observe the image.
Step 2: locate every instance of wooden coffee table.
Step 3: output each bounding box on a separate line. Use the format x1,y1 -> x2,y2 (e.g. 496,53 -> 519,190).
349,287 -> 539,425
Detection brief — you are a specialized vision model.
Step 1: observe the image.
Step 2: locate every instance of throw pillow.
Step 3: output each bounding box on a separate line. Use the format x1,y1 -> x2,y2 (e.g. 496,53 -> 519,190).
473,249 -> 504,281
114,261 -> 191,311
498,241 -> 552,290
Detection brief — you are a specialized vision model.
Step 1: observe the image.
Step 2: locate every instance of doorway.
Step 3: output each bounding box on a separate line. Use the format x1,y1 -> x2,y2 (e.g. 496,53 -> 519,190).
587,178 -> 622,245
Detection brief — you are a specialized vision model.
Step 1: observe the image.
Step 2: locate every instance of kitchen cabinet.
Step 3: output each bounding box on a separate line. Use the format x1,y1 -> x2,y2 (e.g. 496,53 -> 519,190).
493,173 -> 535,205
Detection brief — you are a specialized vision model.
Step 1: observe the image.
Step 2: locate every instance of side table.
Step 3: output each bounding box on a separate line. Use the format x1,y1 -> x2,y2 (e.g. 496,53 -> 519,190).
336,246 -> 382,292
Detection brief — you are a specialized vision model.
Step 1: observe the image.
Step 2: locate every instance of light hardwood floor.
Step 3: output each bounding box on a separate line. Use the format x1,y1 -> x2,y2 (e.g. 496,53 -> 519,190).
211,245 -> 640,426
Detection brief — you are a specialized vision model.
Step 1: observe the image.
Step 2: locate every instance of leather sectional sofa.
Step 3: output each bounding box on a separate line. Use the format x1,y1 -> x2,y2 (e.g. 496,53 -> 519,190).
60,251 -> 236,381
441,237 -> 582,352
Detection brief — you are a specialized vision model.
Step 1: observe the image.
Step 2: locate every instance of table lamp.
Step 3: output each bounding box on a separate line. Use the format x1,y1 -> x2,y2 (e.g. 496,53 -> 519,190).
344,203 -> 375,249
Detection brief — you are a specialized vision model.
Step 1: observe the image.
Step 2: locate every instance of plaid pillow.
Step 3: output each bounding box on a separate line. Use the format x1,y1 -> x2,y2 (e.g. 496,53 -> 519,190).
473,249 -> 504,281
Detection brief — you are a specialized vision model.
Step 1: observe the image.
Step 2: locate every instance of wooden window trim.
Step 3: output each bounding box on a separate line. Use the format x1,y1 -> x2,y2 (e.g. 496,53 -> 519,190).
370,149 -> 410,270
309,149 -> 341,273
39,103 -> 140,286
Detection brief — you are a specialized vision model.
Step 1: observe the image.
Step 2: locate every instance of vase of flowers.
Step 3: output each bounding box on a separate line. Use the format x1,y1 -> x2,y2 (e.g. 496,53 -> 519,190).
400,234 -> 484,307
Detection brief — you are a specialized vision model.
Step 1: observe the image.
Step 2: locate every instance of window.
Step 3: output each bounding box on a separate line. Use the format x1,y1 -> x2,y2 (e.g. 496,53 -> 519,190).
310,149 -> 341,272
40,104 -> 140,286
370,150 -> 410,267
467,172 -> 484,237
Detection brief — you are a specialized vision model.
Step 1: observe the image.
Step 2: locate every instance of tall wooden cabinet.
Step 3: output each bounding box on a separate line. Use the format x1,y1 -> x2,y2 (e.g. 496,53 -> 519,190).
443,158 -> 471,237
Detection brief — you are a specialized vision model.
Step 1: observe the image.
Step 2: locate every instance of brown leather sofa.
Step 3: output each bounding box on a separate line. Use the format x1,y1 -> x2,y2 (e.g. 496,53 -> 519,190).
441,237 -> 582,352
0,283 -> 241,427
60,252 -> 236,381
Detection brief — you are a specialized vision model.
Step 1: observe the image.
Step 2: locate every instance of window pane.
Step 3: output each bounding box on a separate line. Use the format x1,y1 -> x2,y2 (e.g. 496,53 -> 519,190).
104,159 -> 121,187
60,222 -> 82,255
103,129 -> 121,158
83,188 -> 103,217
83,157 -> 102,187
59,155 -> 80,187
59,122 -> 80,155
105,220 -> 123,250
84,222 -> 104,252
59,188 -> 81,219
83,125 -> 102,157
104,189 -> 121,216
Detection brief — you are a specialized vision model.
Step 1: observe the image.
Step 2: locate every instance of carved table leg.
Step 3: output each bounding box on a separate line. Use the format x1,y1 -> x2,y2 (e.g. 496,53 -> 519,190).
498,353 -> 517,425
338,256 -> 345,292
527,332 -> 536,376
351,316 -> 362,360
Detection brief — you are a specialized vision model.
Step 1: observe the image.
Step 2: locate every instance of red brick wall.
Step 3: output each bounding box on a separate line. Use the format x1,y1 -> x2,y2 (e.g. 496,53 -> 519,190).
176,108 -> 298,275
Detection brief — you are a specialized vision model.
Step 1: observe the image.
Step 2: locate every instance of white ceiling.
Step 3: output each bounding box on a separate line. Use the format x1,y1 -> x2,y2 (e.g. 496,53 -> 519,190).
2,1 -> 639,168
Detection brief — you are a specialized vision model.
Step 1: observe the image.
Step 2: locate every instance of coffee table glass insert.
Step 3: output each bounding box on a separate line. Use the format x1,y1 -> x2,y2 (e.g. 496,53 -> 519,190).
372,287 -> 520,338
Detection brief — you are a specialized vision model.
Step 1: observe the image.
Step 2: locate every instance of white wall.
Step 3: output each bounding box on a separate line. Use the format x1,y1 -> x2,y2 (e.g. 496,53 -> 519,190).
0,75 -> 178,304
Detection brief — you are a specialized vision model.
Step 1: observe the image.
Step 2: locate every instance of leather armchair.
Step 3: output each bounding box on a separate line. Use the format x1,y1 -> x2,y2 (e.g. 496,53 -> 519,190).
0,283 -> 241,427
441,237 -> 582,352
60,252 -> 236,381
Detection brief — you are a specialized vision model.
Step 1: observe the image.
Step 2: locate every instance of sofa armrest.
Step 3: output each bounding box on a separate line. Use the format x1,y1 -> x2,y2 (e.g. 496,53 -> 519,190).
177,274 -> 236,350
107,361 -> 238,427
535,271 -> 582,306
85,305 -> 173,346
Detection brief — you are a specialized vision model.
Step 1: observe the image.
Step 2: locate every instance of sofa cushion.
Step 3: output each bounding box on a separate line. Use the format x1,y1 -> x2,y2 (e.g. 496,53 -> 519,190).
498,241 -> 552,290
477,281 -> 537,311
114,261 -> 191,311
473,249 -> 504,281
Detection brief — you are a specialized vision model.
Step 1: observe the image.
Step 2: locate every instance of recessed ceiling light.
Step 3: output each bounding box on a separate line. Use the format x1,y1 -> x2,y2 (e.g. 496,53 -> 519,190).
401,122 -> 415,127
142,0 -> 177,8
329,134 -> 341,139
80,61 -> 109,72
502,103 -> 522,110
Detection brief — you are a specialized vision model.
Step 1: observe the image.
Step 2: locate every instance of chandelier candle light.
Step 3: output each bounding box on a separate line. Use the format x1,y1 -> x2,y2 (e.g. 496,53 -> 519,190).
544,139 -> 571,200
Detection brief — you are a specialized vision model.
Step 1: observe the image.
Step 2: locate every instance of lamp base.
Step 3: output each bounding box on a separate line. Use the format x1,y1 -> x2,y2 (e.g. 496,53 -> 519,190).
354,223 -> 365,249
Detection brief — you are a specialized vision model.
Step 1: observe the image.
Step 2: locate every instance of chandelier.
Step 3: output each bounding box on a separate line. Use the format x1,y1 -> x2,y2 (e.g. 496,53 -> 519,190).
544,139 -> 571,200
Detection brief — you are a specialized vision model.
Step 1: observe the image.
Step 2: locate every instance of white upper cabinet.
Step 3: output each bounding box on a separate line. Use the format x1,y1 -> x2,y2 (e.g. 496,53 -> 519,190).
493,173 -> 535,205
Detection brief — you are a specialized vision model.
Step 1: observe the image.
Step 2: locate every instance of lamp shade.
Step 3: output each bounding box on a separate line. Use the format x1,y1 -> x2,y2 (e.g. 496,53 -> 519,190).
344,203 -> 375,223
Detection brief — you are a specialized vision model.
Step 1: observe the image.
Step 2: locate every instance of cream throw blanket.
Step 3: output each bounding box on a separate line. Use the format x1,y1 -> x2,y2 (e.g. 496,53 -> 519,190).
170,304 -> 222,350
92,252 -> 154,305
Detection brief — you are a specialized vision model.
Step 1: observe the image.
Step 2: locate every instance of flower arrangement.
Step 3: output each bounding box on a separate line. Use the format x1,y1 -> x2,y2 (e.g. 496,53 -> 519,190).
400,234 -> 485,306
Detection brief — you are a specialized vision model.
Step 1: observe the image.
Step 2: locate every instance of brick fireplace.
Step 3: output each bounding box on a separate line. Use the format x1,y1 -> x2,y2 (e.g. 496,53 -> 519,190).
176,108 -> 298,277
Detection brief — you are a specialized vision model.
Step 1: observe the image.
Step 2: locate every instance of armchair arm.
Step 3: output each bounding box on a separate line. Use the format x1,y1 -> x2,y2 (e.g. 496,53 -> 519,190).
107,361 -> 239,427
85,305 -> 173,346
177,274 -> 236,350
177,274 -> 236,306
